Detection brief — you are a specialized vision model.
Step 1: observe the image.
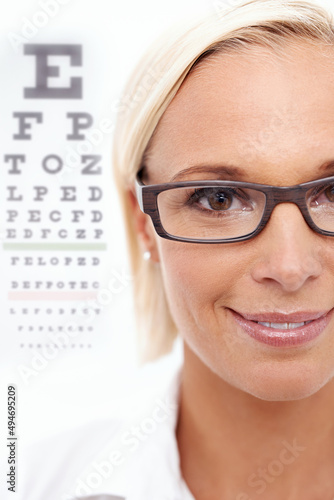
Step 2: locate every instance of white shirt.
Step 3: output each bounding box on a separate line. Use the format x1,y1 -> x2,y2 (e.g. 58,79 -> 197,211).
19,353 -> 195,500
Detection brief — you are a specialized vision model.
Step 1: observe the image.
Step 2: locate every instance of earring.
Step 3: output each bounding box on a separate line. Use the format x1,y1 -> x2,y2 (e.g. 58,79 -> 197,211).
143,251 -> 151,261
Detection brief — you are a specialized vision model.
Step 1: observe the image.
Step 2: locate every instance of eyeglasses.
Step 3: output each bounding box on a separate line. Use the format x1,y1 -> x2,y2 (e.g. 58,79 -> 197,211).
135,174 -> 334,243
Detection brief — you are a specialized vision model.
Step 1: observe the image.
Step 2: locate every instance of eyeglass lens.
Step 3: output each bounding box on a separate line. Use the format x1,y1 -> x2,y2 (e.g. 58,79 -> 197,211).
156,181 -> 334,240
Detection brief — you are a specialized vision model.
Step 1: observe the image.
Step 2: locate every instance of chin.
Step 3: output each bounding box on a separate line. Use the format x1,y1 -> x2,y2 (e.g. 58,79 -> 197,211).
239,365 -> 334,402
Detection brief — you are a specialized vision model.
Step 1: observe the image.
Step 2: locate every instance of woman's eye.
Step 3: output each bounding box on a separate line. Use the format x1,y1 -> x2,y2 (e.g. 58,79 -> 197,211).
311,184 -> 334,205
324,185 -> 334,202
189,188 -> 247,211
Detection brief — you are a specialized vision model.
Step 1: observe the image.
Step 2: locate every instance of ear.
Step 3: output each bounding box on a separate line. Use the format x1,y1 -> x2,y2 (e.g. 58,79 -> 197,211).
127,188 -> 160,263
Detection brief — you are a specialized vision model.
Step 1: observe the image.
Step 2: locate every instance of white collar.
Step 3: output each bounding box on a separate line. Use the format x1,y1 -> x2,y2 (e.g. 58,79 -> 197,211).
124,361 -> 194,500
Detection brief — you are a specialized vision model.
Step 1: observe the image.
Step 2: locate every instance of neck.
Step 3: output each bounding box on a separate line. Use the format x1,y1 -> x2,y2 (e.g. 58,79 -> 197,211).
177,343 -> 334,500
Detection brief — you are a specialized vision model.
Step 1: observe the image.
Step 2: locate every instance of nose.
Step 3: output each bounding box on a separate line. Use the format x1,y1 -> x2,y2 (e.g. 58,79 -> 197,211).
251,203 -> 323,292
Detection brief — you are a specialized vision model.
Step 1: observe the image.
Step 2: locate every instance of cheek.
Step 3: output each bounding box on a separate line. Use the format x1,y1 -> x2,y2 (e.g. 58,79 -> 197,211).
157,241 -> 256,391
157,241 -> 244,336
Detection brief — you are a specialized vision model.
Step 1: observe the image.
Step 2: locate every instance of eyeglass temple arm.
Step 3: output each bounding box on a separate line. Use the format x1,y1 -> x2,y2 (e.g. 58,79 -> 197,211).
134,176 -> 144,212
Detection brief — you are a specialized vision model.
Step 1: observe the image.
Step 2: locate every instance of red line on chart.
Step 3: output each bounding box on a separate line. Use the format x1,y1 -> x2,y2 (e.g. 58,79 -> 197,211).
8,292 -> 98,301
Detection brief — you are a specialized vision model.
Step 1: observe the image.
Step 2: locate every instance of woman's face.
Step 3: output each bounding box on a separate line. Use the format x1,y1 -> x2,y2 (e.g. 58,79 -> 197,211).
133,40 -> 334,401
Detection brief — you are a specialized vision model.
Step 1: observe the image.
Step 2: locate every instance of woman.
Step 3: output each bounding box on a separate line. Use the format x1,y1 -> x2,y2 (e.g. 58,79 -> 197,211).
19,1 -> 334,499
113,0 -> 334,498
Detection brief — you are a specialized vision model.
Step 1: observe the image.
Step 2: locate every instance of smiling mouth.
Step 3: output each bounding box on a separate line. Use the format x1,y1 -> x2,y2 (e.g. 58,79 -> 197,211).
229,309 -> 333,347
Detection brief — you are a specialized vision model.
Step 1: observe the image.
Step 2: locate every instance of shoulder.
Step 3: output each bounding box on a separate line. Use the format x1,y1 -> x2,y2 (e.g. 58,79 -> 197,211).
18,345 -> 184,500
19,415 -> 126,500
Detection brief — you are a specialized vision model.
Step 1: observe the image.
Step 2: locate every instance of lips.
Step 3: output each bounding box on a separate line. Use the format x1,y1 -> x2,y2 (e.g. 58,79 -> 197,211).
229,308 -> 333,347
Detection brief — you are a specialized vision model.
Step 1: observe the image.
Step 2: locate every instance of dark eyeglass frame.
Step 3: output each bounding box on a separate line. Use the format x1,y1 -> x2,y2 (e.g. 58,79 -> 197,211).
135,174 -> 334,244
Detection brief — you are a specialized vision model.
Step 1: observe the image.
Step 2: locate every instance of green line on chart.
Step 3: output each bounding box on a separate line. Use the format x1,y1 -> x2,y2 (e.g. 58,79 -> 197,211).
3,243 -> 107,251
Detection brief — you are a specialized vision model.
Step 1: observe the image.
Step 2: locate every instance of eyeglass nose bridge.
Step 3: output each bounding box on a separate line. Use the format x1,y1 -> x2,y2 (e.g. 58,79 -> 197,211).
263,185 -> 317,233
270,184 -> 304,203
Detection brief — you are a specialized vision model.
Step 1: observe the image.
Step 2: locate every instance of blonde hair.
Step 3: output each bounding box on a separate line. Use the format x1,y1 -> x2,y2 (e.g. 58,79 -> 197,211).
113,0 -> 334,362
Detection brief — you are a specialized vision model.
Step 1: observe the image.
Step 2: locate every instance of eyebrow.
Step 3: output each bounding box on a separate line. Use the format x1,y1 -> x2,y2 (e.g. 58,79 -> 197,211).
170,165 -> 245,182
169,161 -> 334,183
